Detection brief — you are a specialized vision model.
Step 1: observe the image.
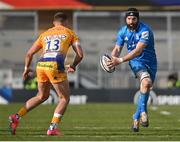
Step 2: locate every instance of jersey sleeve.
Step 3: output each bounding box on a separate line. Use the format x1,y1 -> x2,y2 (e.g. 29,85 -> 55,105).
71,31 -> 80,46
139,29 -> 150,44
116,29 -> 125,47
34,34 -> 43,47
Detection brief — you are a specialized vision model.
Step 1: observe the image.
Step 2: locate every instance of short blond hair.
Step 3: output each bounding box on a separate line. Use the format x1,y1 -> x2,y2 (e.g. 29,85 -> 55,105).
53,12 -> 67,23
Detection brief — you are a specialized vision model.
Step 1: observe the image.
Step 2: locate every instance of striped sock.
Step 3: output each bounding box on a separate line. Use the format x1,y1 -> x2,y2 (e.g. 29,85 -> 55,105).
49,113 -> 62,130
51,113 -> 62,123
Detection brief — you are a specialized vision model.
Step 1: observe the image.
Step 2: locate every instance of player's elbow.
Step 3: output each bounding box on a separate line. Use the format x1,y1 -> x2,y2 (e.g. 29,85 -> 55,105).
26,52 -> 33,59
136,51 -> 141,56
78,52 -> 84,60
26,50 -> 34,60
135,49 -> 143,56
80,53 -> 84,60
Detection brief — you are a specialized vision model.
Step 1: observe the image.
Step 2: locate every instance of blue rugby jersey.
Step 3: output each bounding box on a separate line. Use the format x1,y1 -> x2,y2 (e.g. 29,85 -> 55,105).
116,22 -> 157,70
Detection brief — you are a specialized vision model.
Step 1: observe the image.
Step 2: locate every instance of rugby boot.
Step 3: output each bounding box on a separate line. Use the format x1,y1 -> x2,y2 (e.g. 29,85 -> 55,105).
47,128 -> 63,136
9,114 -> 20,135
132,119 -> 139,132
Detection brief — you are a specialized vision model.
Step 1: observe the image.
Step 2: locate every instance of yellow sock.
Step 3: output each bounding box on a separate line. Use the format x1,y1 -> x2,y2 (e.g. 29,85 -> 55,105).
51,113 -> 62,123
17,106 -> 27,117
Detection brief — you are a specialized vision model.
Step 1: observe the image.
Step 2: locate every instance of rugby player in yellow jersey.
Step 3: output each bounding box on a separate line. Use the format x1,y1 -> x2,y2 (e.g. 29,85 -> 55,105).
9,12 -> 83,136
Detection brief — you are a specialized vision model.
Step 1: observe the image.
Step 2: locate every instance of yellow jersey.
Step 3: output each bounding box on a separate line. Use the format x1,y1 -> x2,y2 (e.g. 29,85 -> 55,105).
34,25 -> 79,56
35,25 -> 79,83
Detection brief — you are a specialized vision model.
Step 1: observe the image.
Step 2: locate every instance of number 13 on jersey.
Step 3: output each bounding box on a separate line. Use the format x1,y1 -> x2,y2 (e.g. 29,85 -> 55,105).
45,39 -> 61,52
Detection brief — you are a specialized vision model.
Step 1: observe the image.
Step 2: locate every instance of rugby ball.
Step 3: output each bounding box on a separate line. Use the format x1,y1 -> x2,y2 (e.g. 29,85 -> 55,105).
100,54 -> 115,73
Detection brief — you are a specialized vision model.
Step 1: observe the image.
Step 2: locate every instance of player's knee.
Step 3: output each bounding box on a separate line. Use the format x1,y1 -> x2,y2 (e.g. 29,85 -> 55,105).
38,94 -> 49,102
141,78 -> 152,89
60,95 -> 70,104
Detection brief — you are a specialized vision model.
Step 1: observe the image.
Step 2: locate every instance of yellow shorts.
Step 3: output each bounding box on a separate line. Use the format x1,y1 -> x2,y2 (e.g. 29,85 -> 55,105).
36,61 -> 67,83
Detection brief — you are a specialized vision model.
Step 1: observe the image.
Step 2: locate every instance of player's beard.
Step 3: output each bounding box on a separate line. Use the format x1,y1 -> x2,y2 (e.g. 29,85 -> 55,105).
127,22 -> 138,30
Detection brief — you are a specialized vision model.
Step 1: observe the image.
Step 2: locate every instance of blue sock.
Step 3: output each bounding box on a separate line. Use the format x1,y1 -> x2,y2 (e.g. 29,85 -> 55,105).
133,95 -> 141,120
139,92 -> 149,113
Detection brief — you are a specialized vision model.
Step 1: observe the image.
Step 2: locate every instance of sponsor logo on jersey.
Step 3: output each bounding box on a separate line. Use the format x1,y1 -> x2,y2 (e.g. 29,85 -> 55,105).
44,35 -> 67,42
37,62 -> 54,69
141,31 -> 149,39
136,34 -> 139,40
124,36 -> 128,41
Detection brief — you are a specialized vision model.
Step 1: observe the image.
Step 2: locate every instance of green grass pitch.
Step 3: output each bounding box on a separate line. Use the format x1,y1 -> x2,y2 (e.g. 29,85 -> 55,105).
0,103 -> 180,141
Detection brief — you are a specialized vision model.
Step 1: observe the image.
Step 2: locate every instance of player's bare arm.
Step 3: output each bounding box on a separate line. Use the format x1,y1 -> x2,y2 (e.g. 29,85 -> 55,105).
121,42 -> 147,62
111,44 -> 123,57
23,44 -> 42,80
108,42 -> 147,68
67,44 -> 83,73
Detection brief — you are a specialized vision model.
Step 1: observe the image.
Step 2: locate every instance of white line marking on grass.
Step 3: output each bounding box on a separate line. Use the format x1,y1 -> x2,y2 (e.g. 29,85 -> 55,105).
74,126 -> 128,130
63,135 -> 139,138
29,135 -> 47,138
150,106 -> 158,111
74,126 -> 107,129
153,127 -> 162,129
160,111 -> 171,115
68,135 -> 105,138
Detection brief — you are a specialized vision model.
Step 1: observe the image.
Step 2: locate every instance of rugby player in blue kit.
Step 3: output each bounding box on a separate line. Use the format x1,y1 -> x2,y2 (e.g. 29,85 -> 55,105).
108,8 -> 157,132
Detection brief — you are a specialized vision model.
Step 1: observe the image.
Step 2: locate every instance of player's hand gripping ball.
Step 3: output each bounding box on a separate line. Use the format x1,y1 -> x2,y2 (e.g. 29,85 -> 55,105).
100,54 -> 115,73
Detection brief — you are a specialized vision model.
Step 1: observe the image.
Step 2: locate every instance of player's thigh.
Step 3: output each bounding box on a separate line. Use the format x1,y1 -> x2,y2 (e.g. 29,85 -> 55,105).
52,80 -> 70,99
36,67 -> 49,83
38,81 -> 51,98
44,67 -> 69,98
43,63 -> 67,84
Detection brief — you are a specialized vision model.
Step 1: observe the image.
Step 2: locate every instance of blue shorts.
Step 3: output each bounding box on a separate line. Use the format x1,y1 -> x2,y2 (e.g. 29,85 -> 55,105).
129,60 -> 157,83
